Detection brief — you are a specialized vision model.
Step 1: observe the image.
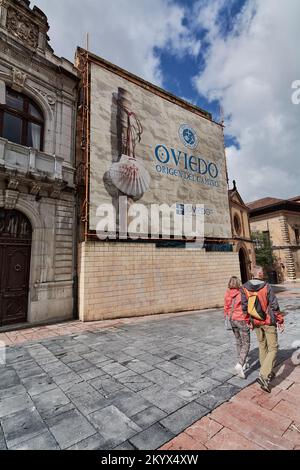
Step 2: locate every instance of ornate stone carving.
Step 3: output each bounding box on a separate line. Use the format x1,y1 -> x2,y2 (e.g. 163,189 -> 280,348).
4,190 -> 19,210
8,178 -> 20,191
36,89 -> 56,107
30,183 -> 41,196
12,68 -> 27,92
6,6 -> 39,48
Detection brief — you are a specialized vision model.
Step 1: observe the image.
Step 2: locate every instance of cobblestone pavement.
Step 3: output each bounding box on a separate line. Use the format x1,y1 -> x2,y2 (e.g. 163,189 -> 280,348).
0,292 -> 299,450
161,357 -> 300,450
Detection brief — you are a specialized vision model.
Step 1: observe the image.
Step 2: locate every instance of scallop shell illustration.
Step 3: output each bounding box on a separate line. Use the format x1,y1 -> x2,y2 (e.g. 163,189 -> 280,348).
109,154 -> 150,197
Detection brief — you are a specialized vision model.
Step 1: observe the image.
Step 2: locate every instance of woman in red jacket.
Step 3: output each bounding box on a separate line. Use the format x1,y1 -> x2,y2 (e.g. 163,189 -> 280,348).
224,276 -> 250,379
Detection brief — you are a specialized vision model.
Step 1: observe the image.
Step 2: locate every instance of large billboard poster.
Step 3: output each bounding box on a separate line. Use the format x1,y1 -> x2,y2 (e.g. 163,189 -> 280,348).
88,59 -> 232,239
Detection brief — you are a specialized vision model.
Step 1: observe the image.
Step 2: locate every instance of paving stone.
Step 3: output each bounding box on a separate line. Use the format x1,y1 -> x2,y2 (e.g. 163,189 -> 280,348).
64,382 -> 110,415
123,359 -> 155,374
1,408 -> 47,448
139,385 -> 189,413
159,402 -> 208,434
205,368 -> 235,382
170,356 -> 204,371
109,390 -> 151,417
88,405 -> 141,447
21,373 -> 57,397
10,431 -> 59,450
81,351 -> 113,365
132,406 -> 167,429
67,433 -> 111,450
101,362 -> 129,376
0,368 -> 20,389
0,384 -> 26,400
17,364 -> 45,379
136,353 -> 164,365
129,423 -> 174,450
66,359 -> 92,373
0,393 -> 34,418
114,441 -> 136,450
89,376 -> 126,396
196,384 -> 241,410
115,371 -> 154,392
52,371 -> 82,386
47,408 -> 96,449
142,369 -> 184,390
155,361 -> 191,378
32,388 -> 71,419
79,367 -> 107,381
0,424 -> 6,450
5,349 -> 31,364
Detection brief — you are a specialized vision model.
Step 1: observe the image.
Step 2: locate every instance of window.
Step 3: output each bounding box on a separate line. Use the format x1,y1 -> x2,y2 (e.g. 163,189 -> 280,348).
234,214 -> 242,235
0,87 -> 44,150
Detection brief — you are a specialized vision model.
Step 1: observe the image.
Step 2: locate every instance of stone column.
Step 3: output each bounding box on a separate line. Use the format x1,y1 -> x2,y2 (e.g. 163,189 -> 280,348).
279,215 -> 296,281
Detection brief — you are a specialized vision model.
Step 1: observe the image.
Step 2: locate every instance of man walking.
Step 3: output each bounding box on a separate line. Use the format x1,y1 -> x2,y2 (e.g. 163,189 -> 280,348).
241,266 -> 284,393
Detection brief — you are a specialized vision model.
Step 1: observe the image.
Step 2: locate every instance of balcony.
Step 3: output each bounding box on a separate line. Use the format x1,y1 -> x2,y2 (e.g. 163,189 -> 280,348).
0,137 -> 74,187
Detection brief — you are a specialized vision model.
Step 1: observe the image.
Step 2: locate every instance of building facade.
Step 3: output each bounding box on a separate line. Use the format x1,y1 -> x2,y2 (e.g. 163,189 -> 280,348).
228,181 -> 255,283
76,49 -> 240,322
0,0 -> 79,326
248,197 -> 300,282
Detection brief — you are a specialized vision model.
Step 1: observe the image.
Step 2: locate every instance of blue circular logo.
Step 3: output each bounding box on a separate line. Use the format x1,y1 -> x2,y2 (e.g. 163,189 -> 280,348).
179,124 -> 199,150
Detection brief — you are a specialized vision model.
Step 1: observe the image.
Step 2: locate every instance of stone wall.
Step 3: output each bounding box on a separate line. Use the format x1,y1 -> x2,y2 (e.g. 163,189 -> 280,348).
78,241 -> 240,321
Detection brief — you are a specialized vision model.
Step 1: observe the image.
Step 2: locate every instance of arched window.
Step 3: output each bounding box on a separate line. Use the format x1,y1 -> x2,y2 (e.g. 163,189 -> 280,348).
0,87 -> 44,151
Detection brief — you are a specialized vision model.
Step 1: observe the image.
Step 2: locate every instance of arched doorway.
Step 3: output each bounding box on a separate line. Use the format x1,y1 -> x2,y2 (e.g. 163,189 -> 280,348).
239,248 -> 249,284
0,209 -> 32,326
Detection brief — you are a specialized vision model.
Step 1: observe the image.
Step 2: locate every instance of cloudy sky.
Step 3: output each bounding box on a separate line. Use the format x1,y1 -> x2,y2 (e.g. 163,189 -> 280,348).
33,0 -> 300,202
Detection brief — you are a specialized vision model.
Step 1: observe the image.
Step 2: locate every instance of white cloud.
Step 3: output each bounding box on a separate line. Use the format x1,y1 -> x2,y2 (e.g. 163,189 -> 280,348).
32,0 -> 200,86
193,0 -> 300,201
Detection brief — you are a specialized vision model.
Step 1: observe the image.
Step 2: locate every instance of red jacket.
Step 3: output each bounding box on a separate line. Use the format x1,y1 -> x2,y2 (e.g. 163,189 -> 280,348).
224,288 -> 247,322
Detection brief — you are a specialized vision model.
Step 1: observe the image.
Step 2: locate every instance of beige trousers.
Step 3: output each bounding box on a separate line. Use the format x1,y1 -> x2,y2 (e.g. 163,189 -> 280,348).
255,325 -> 278,379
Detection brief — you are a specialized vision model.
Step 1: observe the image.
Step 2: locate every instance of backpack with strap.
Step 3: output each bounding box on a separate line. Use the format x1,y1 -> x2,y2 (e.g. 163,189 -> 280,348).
243,285 -> 268,321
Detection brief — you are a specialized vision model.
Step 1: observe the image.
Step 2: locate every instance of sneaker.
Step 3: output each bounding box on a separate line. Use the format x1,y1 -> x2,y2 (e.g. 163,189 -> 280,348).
268,371 -> 276,381
257,375 -> 271,393
235,363 -> 246,379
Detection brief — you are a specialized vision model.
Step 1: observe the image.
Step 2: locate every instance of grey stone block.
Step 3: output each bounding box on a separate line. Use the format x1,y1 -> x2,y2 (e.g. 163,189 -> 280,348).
160,402 -> 208,434
79,367 -> 108,381
155,361 -> 190,378
135,353 -> 163,365
52,371 -> 82,386
142,369 -> 183,390
47,408 -> 96,449
21,373 -> 57,397
114,441 -> 136,450
132,406 -> 167,429
0,384 -> 26,400
10,431 -> 59,450
89,376 -> 126,396
0,424 -> 6,450
115,371 -> 154,392
66,359 -> 92,373
109,390 -> 150,417
1,408 -> 47,448
0,368 -> 20,390
0,393 -> 34,418
196,383 -> 241,410
65,381 -> 110,415
129,423 -> 174,450
123,359 -> 155,374
88,405 -> 141,448
101,362 -> 129,376
139,385 -> 189,413
32,388 -> 71,419
67,433 -> 111,450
